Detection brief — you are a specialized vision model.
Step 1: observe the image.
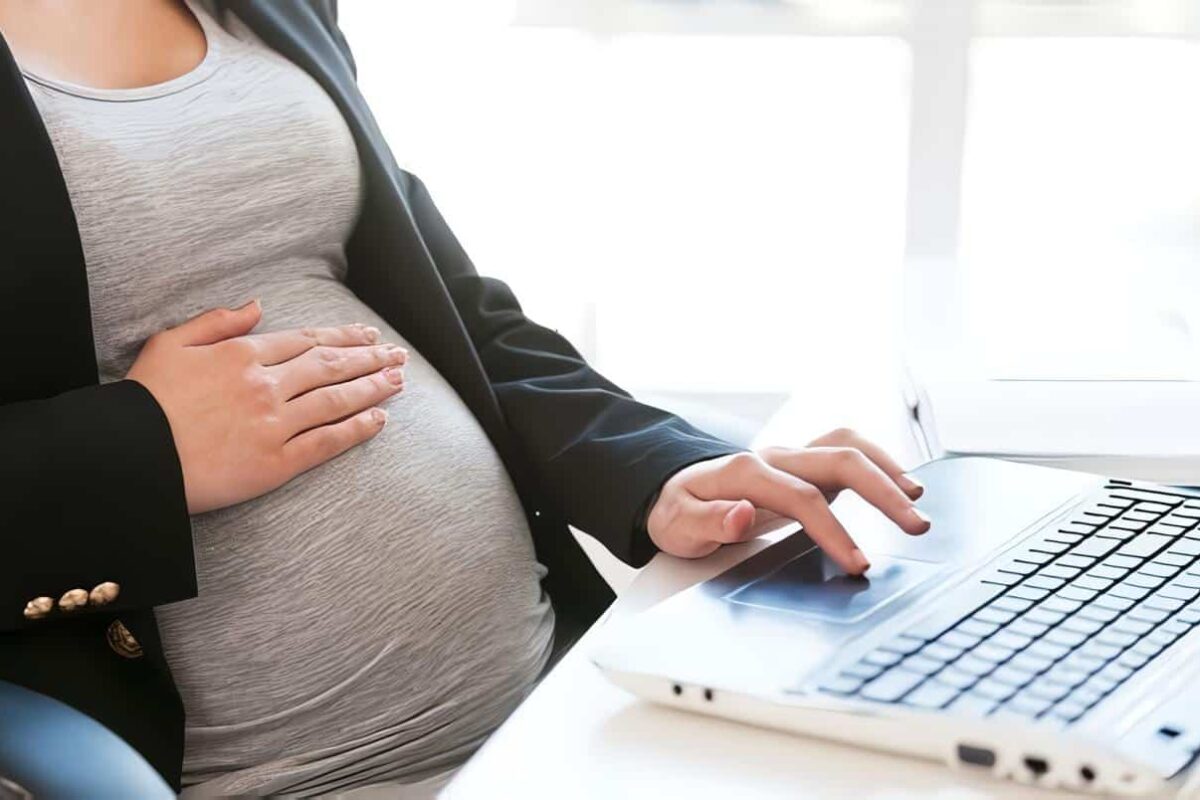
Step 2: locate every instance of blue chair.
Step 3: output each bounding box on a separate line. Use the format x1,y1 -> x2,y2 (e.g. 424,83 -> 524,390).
0,681 -> 172,799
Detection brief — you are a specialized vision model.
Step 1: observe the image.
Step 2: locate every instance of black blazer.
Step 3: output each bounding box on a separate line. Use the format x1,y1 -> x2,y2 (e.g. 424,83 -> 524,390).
0,0 -> 738,790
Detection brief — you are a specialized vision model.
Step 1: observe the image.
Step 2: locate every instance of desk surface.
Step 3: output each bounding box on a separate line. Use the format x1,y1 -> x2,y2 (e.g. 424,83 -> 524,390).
445,378 -> 1085,799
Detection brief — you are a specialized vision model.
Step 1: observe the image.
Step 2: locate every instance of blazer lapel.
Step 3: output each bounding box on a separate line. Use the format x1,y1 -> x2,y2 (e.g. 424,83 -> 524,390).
0,33 -> 99,401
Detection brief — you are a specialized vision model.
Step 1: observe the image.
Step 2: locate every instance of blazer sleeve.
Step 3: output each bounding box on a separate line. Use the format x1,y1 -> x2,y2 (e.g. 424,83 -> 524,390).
403,174 -> 743,566
0,380 -> 197,632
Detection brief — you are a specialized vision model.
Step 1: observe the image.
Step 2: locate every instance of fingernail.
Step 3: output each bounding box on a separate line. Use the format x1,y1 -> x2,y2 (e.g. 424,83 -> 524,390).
909,506 -> 931,529
383,367 -> 404,386
850,548 -> 870,575
901,473 -> 925,498
240,298 -> 260,312
371,407 -> 388,425
364,326 -> 381,343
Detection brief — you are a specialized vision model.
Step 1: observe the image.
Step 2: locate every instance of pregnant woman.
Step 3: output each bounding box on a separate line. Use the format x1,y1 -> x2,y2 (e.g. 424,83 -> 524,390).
0,1 -> 929,795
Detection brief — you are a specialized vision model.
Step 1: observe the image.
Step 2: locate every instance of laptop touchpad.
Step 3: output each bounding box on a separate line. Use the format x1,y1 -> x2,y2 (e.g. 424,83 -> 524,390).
725,548 -> 942,624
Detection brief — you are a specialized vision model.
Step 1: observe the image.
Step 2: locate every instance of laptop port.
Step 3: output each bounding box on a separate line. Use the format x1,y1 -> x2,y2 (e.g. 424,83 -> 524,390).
956,744 -> 996,768
1024,756 -> 1050,777
671,683 -> 683,696
1080,765 -> 1096,783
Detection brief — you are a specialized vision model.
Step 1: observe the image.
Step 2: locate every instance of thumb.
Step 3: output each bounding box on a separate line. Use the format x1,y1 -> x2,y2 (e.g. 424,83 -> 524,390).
709,498 -> 757,544
173,300 -> 262,346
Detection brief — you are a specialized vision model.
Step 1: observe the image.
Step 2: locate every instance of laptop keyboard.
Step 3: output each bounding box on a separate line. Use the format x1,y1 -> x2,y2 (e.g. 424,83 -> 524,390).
818,482 -> 1200,727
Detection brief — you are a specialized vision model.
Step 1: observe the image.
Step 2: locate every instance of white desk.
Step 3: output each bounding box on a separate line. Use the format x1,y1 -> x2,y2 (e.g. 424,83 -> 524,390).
443,373 -> 1082,800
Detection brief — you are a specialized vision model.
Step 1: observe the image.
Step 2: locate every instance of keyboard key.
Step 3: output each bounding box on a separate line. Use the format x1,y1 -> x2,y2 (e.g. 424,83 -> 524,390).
1047,532 -> 1085,545
973,643 -> 1017,664
1145,595 -> 1186,613
1161,619 -> 1194,637
1077,641 -> 1122,662
955,655 -> 998,677
921,642 -> 964,662
1096,629 -> 1139,649
1060,522 -> 1100,536
1140,562 -> 1180,579
957,619 -> 1001,639
1008,618 -> 1051,638
982,573 -> 1023,588
905,582 -> 1005,640
902,680 -> 959,709
1042,664 -> 1091,688
1071,575 -> 1114,592
1040,596 -> 1084,615
1130,639 -> 1166,660
1125,573 -> 1167,590
991,630 -> 1034,651
973,607 -> 1017,626
843,661 -> 886,680
1057,585 -> 1099,603
1060,616 -> 1105,637
1110,583 -> 1152,601
1030,540 -> 1071,555
1009,651 -> 1056,674
1127,605 -> 1170,624
940,630 -> 983,650
880,635 -> 925,655
863,649 -> 904,668
990,664 -> 1037,687
1161,585 -> 1200,602
1155,552 -> 1192,568
1119,533 -> 1175,558
1009,584 -> 1051,602
1044,628 -> 1088,648
948,693 -> 997,717
991,595 -> 1035,614
1094,527 -> 1138,542
1076,604 -> 1121,624
1073,537 -> 1120,558
1016,551 -> 1055,566
1088,564 -> 1130,581
1026,574 -> 1067,591
1111,617 -> 1154,637
972,678 -> 1019,702
1097,662 -> 1134,684
1043,564 -> 1083,580
1025,608 -> 1067,626
1058,554 -> 1097,570
1117,649 -> 1152,670
1026,679 -> 1072,702
1169,539 -> 1200,557
900,655 -> 945,676
861,669 -> 926,702
821,674 -> 865,694
1027,640 -> 1071,661
1050,700 -> 1090,722
935,667 -> 978,690
1005,691 -> 1054,716
1105,554 -> 1143,570
1094,594 -> 1136,612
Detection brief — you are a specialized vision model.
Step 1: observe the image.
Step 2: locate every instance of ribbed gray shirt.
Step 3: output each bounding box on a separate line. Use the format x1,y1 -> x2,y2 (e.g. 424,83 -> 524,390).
23,2 -> 554,795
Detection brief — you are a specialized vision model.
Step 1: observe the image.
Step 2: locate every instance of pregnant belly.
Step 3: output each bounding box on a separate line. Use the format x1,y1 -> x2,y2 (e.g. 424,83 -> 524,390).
154,302 -> 554,778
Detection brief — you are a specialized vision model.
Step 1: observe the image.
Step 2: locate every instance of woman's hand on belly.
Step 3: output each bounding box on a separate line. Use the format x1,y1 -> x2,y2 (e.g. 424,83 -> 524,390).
126,300 -> 407,514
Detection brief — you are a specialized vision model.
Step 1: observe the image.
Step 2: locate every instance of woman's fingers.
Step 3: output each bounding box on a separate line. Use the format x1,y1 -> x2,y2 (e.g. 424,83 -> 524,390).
286,366 -> 405,434
696,455 -> 869,575
250,323 -> 383,365
283,407 -> 389,476
807,428 -> 924,499
656,493 -> 757,559
273,343 -> 407,399
761,447 -> 930,536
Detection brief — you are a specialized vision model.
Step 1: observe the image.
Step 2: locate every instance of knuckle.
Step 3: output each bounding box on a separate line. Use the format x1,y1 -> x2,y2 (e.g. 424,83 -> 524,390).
827,427 -> 857,444
830,447 -> 865,468
793,481 -> 824,505
324,385 -> 350,416
727,451 -> 760,473
317,347 -> 346,372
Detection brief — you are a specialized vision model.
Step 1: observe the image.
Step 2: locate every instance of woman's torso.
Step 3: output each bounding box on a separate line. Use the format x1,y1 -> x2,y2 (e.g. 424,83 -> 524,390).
22,2 -> 554,793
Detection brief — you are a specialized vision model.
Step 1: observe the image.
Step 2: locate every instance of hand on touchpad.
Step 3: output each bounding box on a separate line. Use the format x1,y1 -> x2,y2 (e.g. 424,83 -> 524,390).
724,547 -> 942,623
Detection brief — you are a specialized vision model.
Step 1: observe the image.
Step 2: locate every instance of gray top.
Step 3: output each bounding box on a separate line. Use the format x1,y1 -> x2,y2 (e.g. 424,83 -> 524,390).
24,2 -> 554,795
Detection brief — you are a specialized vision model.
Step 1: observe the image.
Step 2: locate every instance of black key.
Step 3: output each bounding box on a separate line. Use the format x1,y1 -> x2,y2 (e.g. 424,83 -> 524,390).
861,669 -> 926,702
902,680 -> 959,709
1119,533 -> 1175,558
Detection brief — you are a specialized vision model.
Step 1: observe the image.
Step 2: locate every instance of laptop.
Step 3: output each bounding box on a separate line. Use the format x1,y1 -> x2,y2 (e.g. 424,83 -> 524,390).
593,457 -> 1200,796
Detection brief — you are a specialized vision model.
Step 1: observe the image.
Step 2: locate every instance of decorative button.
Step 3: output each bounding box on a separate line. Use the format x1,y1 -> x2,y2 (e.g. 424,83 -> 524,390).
106,620 -> 143,659
58,588 -> 89,612
23,597 -> 54,620
89,582 -> 120,607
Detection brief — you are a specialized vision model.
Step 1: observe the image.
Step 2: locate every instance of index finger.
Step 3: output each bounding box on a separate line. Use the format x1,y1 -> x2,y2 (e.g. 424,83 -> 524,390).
249,324 -> 383,365
808,428 -> 924,499
703,458 -> 870,575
